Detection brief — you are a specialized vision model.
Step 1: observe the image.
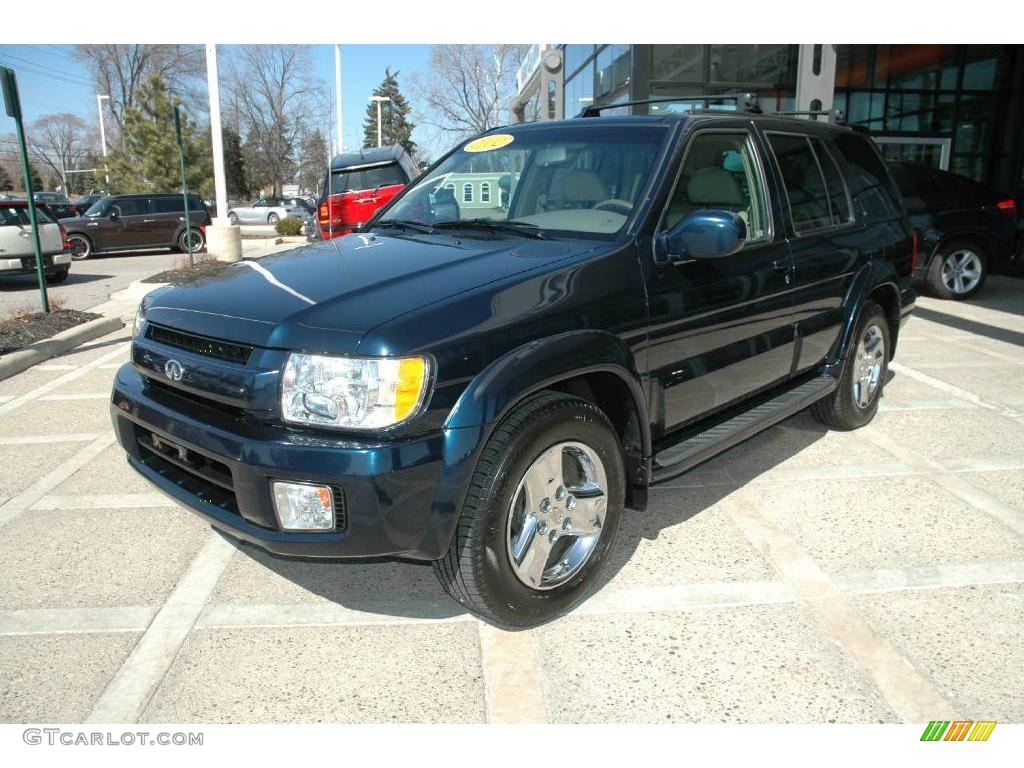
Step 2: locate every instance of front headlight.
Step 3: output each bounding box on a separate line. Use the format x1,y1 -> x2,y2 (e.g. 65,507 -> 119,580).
132,307 -> 146,338
281,353 -> 430,430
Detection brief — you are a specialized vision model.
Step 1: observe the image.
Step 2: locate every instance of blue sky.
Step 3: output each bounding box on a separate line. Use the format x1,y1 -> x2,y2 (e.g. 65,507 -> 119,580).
0,44 -> 436,156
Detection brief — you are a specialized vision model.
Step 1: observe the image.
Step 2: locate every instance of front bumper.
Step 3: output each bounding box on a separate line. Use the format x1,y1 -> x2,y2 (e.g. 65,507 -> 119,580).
0,252 -> 71,273
111,363 -> 449,560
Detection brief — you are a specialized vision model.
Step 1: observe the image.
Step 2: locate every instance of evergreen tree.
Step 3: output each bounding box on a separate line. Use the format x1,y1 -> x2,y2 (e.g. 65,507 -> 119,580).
362,68 -> 416,155
105,75 -> 212,195
28,162 -> 44,192
0,164 -> 12,192
222,127 -> 247,199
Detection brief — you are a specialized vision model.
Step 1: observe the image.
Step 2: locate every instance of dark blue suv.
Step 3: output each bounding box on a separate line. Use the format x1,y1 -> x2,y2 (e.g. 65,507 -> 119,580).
112,97 -> 915,627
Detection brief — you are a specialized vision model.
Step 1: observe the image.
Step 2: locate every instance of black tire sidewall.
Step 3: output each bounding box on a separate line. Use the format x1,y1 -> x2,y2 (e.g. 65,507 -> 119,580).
179,229 -> 204,252
472,400 -> 625,625
68,235 -> 91,260
268,214 -> 279,224
836,303 -> 889,428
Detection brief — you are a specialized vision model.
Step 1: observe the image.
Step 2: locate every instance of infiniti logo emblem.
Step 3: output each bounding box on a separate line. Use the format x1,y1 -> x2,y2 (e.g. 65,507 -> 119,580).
164,359 -> 185,381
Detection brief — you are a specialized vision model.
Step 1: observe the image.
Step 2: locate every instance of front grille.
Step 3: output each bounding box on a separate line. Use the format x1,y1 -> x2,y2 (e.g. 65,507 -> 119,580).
146,379 -> 247,420
146,323 -> 252,365
136,429 -> 239,515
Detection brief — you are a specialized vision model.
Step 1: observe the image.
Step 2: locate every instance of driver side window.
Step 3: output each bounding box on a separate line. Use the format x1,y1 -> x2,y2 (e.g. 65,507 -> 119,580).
664,132 -> 770,243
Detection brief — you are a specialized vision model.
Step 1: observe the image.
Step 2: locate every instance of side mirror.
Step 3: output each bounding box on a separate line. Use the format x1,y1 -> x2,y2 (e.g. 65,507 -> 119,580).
656,209 -> 746,264
108,208 -> 119,221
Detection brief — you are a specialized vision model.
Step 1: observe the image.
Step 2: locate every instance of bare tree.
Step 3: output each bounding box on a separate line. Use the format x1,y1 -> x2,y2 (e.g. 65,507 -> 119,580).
74,44 -> 206,144
225,45 -> 322,196
411,45 -> 528,142
28,113 -> 94,194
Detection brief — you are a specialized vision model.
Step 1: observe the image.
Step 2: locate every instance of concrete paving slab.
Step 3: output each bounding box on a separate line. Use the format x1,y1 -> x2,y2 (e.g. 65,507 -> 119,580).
0,367 -> 61,396
854,584 -> 1024,722
753,476 -> 1024,572
51,335 -> 130,367
0,507 -> 209,609
0,632 -> 141,722
0,441 -> 85,498
965,470 -> 1024,512
141,623 -> 485,723
0,397 -> 114,437
53,442 -> 155,496
604,489 -> 777,589
534,604 -> 898,723
872,405 -> 1024,466
895,337 -> 1016,369
915,364 -> 1024,411
44,366 -> 118,396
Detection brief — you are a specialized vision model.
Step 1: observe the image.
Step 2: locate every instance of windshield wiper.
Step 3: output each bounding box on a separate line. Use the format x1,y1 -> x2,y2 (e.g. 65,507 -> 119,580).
432,218 -> 547,239
371,219 -> 435,234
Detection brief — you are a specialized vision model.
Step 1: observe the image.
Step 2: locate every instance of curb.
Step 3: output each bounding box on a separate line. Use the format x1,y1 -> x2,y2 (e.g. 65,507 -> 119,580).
0,315 -> 126,382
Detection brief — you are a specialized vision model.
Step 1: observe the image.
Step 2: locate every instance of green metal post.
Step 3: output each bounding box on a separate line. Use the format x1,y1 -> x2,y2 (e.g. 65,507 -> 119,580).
2,67 -> 49,313
174,106 -> 194,268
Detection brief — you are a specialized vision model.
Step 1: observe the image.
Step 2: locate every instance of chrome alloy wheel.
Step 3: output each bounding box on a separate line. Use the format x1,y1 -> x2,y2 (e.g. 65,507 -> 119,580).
941,249 -> 982,295
506,441 -> 608,590
852,323 -> 885,409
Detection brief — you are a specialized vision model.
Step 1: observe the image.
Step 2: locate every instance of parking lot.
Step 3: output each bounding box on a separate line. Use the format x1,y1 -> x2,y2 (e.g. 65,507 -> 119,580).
0,277 -> 1021,724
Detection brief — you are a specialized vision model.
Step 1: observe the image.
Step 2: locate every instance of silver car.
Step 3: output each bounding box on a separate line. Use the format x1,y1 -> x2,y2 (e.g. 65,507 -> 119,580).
0,201 -> 72,283
226,197 -> 306,225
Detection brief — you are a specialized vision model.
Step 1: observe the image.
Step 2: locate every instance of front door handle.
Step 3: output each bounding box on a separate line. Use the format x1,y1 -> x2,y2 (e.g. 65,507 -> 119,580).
87,222 -> 99,228
771,258 -> 790,272
143,219 -> 156,223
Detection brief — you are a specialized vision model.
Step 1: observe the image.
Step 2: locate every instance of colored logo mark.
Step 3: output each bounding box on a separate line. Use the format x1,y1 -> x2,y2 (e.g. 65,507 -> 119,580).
921,720 -> 997,741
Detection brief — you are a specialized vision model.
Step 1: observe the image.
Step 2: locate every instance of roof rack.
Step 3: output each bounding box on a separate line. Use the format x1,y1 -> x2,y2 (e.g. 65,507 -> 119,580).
578,92 -> 761,118
769,107 -> 848,125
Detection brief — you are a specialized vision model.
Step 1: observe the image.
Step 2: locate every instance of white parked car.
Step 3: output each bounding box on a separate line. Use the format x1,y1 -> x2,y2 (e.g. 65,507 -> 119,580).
226,197 -> 307,225
0,201 -> 71,283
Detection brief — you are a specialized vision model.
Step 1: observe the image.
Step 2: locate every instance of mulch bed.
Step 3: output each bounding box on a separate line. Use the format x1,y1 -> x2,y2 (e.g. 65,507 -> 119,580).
143,259 -> 234,286
0,309 -> 100,354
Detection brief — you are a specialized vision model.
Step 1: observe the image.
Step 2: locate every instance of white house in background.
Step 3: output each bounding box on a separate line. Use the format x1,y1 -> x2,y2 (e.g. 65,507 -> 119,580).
439,173 -> 518,212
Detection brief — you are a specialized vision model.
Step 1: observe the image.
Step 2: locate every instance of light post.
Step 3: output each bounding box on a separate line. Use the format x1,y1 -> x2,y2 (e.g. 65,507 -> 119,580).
96,93 -> 109,187
369,95 -> 391,147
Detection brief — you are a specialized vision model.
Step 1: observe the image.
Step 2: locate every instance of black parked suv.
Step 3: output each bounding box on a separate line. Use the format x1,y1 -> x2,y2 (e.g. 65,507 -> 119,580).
113,96 -> 915,627
63,193 -> 210,260
887,162 -> 1019,299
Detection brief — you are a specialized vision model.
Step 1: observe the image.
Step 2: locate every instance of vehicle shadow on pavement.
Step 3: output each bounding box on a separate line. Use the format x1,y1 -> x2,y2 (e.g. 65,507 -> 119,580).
597,413 -> 831,592
0,273 -> 114,291
220,413 -> 832,626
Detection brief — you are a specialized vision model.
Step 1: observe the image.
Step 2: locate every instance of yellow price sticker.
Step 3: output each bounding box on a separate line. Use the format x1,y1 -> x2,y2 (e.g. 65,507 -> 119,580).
463,134 -> 514,153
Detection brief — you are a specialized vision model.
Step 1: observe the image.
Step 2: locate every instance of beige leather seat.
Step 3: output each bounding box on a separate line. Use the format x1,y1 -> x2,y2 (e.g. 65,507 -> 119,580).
667,167 -> 747,229
561,170 -> 609,206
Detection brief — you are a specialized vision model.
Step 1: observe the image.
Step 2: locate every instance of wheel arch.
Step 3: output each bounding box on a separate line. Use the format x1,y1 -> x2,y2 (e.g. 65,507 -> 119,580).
928,228 -> 993,266
828,261 -> 902,371
423,331 -> 651,560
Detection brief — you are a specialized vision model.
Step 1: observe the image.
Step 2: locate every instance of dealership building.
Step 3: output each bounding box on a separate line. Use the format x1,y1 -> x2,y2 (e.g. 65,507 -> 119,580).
512,44 -> 1024,193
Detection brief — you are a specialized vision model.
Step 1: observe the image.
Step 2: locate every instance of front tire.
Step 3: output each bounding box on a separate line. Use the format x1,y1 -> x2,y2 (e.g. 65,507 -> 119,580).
45,265 -> 70,284
926,240 -> 987,300
811,301 -> 889,431
227,212 -> 239,225
434,392 -> 625,628
67,234 -> 92,261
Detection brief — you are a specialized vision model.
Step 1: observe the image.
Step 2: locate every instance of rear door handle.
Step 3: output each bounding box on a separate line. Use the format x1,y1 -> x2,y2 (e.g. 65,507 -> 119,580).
143,219 -> 156,223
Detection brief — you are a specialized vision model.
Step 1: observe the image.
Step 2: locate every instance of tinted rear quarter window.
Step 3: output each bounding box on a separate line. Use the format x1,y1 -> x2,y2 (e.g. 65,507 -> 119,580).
832,134 -> 903,223
328,162 -> 408,195
767,133 -> 832,233
809,137 -> 853,225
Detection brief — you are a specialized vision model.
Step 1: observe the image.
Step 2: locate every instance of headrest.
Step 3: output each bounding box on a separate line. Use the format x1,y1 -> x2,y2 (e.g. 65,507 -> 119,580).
562,171 -> 609,203
687,167 -> 744,206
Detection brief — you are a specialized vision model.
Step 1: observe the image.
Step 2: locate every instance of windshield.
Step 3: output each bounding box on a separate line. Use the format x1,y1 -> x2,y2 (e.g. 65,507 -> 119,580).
85,197 -> 112,217
376,124 -> 669,238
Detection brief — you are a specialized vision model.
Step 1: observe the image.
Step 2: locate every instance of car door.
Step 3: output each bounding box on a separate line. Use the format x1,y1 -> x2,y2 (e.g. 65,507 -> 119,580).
246,200 -> 267,223
150,196 -> 185,245
762,130 -> 861,372
645,126 -> 796,437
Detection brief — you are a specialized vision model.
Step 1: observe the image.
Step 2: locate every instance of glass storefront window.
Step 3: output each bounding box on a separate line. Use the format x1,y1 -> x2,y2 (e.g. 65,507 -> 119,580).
563,65 -> 594,118
708,44 -> 795,87
564,44 -> 594,78
596,44 -> 631,98
651,44 -> 704,82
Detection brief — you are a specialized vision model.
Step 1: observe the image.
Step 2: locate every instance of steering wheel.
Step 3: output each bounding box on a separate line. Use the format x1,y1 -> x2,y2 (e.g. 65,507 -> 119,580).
592,199 -> 634,216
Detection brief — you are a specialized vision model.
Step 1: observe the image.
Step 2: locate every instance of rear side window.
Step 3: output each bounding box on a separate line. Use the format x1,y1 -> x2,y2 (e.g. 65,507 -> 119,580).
809,137 -> 853,225
832,134 -> 903,223
111,197 -> 149,216
327,162 -> 408,195
767,133 -> 831,233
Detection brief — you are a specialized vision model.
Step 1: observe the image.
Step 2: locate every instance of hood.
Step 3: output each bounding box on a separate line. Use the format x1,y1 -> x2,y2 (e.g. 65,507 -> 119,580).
142,232 -> 594,353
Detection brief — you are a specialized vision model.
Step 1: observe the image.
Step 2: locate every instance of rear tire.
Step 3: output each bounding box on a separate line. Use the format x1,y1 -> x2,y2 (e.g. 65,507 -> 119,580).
926,239 -> 987,300
45,265 -> 70,284
67,234 -> 92,261
227,212 -> 238,225
178,228 -> 205,253
433,391 -> 625,628
811,301 -> 889,431
267,213 -> 279,224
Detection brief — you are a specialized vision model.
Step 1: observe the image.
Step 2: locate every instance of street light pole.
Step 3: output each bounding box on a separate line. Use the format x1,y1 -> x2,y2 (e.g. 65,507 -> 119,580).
205,43 -> 228,224
335,45 -> 343,154
369,95 -> 391,148
96,93 -> 109,187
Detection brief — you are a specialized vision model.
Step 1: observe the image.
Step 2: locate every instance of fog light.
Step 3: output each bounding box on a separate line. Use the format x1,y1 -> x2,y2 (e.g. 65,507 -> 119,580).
272,481 -> 335,531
